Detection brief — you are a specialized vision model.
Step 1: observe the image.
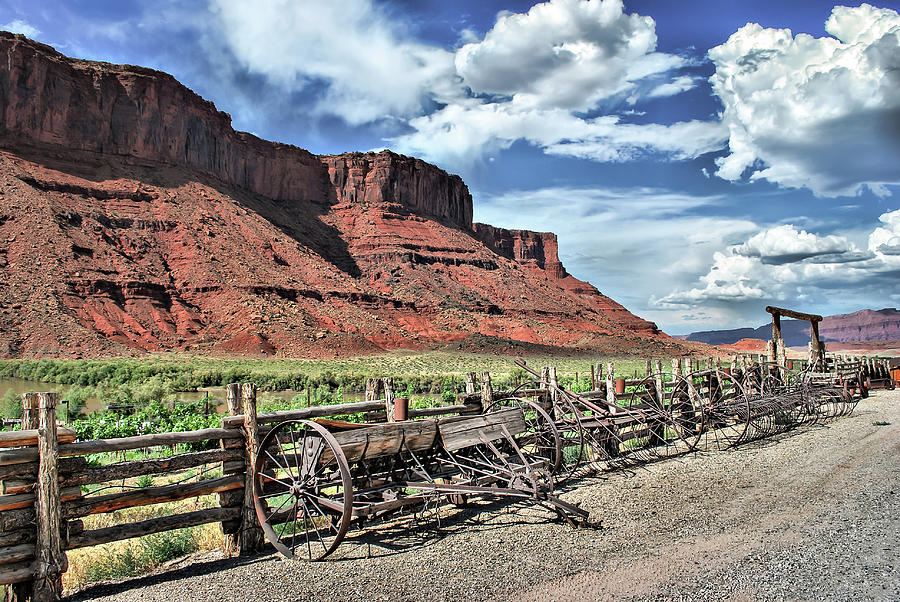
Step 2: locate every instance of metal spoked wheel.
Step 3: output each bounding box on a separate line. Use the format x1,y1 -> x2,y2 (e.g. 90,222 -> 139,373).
696,370 -> 752,450
253,420 -> 353,561
664,375 -> 705,455
484,397 -> 563,475
553,396 -> 588,480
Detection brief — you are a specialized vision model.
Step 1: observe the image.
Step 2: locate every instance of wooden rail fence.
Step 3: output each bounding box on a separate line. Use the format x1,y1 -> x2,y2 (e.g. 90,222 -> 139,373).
0,352 -> 893,600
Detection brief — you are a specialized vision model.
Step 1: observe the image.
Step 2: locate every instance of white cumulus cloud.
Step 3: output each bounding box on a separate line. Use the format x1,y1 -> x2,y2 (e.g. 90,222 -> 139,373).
210,0 -> 721,167
709,3 -> 900,197
656,210 -> 900,312
733,224 -> 852,264
454,0 -> 683,111
393,0 -> 724,166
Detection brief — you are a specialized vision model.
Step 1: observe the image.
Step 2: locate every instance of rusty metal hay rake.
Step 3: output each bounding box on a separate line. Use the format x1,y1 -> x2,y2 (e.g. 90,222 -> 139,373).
252,401 -> 588,560
672,363 -> 861,451
513,359 -> 703,477
513,357 -> 863,476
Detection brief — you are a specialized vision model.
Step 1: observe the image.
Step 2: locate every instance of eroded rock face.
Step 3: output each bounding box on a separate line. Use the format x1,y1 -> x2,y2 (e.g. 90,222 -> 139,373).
0,32 -> 673,357
0,32 -> 326,203
472,223 -> 567,279
820,309 -> 900,342
323,152 -> 472,229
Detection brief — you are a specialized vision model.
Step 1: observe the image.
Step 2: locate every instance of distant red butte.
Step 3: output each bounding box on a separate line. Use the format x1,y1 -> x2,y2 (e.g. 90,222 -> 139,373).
718,339 -> 768,353
0,32 -> 711,359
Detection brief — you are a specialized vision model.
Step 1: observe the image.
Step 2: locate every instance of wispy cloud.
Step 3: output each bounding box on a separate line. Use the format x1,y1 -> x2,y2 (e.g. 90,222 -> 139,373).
0,18 -> 40,37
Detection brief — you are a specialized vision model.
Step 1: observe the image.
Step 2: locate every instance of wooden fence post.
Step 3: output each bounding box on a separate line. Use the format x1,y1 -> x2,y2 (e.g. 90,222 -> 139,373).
606,362 -> 615,409
239,383 -> 264,555
221,383 -> 243,556
33,393 -> 65,602
22,393 -> 39,430
480,372 -> 493,411
465,373 -> 477,395
548,367 -> 558,402
382,378 -> 395,422
654,360 -> 664,405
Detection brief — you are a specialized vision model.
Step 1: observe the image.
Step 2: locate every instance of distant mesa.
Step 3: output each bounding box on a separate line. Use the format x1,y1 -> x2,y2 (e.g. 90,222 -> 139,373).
0,31 -> 708,358
683,308 -> 900,348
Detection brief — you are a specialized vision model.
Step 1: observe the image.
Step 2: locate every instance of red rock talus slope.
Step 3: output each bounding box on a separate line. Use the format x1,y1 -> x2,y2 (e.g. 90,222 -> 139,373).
0,32 -> 687,358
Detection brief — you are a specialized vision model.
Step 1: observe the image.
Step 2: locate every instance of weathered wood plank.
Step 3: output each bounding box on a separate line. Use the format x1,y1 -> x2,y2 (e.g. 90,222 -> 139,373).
438,409 -> 526,452
0,545 -> 33,566
60,448 -> 241,487
65,507 -> 240,550
59,428 -> 240,456
0,428 -> 75,450
62,475 -> 243,519
0,529 -> 34,548
0,561 -> 34,585
223,400 -> 387,428
323,420 -> 439,463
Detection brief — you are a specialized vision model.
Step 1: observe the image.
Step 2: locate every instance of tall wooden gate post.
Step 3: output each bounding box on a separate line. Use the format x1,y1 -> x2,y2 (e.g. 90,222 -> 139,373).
221,383 -> 243,556
33,393 -> 65,602
239,384 -> 264,555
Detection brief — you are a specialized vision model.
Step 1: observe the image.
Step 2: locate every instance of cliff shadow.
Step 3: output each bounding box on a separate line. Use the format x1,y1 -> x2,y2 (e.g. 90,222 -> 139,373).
1,141 -> 362,278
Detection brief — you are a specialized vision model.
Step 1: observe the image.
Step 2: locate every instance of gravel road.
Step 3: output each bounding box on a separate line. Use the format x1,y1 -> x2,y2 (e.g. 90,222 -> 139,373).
68,390 -> 900,602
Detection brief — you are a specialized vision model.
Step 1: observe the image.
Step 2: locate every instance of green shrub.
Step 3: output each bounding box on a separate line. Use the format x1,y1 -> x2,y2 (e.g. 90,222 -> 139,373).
0,388 -> 22,420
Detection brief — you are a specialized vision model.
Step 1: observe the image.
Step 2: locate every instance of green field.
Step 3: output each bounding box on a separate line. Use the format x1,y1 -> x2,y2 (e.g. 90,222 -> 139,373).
0,352 -> 654,393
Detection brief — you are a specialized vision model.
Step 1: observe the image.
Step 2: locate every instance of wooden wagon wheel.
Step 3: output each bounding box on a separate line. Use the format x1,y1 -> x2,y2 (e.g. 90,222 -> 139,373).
484,397 -> 563,475
253,420 -> 353,561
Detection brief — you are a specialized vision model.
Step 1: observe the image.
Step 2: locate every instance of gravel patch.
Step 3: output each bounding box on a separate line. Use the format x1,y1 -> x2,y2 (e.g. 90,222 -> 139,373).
68,390 -> 900,602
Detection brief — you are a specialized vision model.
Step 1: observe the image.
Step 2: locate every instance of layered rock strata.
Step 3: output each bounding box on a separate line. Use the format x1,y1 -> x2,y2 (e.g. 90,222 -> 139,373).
0,32 -> 674,357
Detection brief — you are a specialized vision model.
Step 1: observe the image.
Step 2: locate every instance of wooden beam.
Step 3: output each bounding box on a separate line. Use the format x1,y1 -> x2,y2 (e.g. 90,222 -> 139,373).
58,428 -> 240,456
0,429 -> 76,450
223,400 -> 387,428
238,383 -> 264,555
62,475 -> 243,519
765,306 -> 823,322
60,448 -> 241,488
66,507 -> 240,550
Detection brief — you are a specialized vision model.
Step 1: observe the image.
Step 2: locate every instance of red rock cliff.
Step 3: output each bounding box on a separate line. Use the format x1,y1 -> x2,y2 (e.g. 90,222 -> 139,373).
0,32 -> 671,357
323,152 -> 472,229
472,223 -> 567,279
0,33 -> 327,203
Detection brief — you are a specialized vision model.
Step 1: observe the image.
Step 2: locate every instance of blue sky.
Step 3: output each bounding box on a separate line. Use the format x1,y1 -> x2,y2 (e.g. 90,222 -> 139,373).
3,0 -> 900,333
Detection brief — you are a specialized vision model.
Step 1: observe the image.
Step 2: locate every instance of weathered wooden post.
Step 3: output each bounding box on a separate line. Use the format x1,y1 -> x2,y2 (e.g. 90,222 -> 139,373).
548,367 -> 558,402
22,393 -> 39,430
382,377 -> 395,422
480,372 -> 493,412
220,383 -> 243,556
654,360 -> 664,405
364,378 -> 378,402
606,362 -> 615,410
465,372 -> 477,395
239,383 -> 264,555
590,364 -> 596,391
33,392 -> 65,602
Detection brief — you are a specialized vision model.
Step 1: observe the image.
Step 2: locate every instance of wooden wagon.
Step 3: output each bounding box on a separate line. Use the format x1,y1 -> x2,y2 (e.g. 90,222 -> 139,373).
252,401 -> 588,560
